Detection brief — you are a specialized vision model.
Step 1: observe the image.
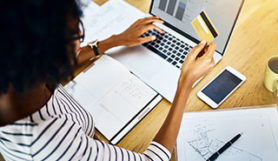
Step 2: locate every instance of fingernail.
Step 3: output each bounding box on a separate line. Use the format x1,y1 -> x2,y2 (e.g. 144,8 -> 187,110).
152,36 -> 156,40
200,40 -> 206,44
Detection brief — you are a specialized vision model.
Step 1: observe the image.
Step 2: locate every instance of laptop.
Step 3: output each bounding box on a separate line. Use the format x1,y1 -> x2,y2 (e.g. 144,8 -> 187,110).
110,0 -> 245,102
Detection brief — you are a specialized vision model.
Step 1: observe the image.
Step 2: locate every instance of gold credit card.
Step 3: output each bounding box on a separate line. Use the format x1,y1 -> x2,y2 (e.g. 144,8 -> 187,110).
191,11 -> 219,43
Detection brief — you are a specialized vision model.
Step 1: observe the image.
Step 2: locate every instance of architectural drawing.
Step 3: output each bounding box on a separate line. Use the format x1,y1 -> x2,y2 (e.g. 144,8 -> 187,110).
186,124 -> 263,161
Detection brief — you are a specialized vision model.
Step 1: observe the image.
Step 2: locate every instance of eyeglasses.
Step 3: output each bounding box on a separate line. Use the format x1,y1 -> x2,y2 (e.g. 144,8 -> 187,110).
68,20 -> 85,43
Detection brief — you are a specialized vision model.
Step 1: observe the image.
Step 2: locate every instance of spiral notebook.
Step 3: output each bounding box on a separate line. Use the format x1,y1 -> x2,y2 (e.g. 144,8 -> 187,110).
65,55 -> 162,144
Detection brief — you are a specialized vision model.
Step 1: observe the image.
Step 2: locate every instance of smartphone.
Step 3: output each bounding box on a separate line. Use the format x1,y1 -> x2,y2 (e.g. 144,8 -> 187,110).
197,66 -> 246,109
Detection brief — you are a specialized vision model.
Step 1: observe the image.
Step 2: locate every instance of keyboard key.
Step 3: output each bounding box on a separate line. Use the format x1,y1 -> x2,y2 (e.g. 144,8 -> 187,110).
146,45 -> 167,59
142,29 -> 192,69
182,50 -> 187,54
167,58 -> 173,63
142,43 -> 147,47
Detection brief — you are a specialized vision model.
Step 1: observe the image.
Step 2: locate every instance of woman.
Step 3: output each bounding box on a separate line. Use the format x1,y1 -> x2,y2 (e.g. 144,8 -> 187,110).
0,0 -> 216,160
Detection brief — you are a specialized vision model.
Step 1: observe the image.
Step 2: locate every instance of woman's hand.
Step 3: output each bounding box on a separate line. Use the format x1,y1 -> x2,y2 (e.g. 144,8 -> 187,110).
77,17 -> 163,64
178,41 -> 216,87
115,16 -> 164,47
154,41 -> 216,153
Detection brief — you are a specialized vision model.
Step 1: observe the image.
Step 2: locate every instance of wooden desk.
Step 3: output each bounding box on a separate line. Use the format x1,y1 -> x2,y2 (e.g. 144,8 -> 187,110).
88,0 -> 278,160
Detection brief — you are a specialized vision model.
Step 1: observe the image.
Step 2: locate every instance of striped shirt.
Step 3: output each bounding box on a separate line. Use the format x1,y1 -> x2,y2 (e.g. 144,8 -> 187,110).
0,85 -> 171,161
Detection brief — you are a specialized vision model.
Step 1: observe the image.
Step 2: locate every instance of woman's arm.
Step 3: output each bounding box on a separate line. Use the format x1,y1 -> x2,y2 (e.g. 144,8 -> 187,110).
76,15 -> 216,154
76,16 -> 164,65
154,41 -> 216,152
75,35 -> 120,64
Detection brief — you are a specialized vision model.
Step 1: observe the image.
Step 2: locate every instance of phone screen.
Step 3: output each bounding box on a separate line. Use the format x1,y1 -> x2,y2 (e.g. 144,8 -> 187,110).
202,69 -> 243,104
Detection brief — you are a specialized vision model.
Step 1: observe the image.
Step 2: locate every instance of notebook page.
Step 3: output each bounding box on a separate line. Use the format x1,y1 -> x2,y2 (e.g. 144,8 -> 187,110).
65,55 -> 159,140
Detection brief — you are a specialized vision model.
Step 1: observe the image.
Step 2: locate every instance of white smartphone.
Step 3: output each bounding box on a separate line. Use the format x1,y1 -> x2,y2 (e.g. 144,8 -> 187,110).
197,66 -> 246,109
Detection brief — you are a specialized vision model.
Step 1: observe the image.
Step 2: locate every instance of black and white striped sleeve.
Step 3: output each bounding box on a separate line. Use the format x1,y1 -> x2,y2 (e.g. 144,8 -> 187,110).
31,117 -> 171,161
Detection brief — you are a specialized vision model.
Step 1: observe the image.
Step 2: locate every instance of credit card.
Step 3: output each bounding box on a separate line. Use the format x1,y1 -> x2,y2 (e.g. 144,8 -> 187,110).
191,11 -> 219,43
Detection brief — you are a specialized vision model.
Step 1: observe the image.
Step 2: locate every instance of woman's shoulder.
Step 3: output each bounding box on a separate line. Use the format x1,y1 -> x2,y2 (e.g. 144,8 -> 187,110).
0,84 -> 95,142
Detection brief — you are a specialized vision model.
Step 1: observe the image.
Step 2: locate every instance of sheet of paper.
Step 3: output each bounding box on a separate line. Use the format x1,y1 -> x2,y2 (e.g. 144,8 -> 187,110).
79,0 -> 100,10
81,0 -> 147,47
176,107 -> 278,161
65,55 -> 159,140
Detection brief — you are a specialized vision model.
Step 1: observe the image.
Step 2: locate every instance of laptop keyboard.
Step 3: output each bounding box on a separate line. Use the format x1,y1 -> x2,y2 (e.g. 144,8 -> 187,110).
142,29 -> 193,69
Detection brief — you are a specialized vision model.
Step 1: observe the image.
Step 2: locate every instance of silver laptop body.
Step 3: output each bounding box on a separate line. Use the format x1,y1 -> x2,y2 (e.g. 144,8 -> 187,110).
110,0 -> 244,102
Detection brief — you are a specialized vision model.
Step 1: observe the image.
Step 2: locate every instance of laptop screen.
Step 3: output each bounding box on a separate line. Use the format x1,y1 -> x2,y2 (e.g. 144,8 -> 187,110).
150,0 -> 243,54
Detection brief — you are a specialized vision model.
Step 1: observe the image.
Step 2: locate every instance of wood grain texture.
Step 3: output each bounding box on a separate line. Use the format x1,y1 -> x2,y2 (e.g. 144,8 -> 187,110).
90,0 -> 278,160
2,1 -> 276,161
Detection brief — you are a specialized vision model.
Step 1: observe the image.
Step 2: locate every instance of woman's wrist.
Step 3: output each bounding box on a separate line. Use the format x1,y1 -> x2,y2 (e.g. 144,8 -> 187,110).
77,34 -> 129,64
177,73 -> 194,91
97,35 -> 122,54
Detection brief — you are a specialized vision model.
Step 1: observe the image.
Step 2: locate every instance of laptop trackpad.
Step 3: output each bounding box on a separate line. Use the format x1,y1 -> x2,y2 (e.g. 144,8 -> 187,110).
108,46 -> 167,82
108,46 -> 180,102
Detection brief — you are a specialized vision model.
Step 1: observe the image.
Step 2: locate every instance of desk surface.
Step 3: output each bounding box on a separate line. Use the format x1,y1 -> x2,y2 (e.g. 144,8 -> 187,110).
89,0 -> 278,160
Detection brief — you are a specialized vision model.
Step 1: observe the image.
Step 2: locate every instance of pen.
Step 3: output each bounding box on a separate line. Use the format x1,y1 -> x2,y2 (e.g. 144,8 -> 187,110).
206,133 -> 242,161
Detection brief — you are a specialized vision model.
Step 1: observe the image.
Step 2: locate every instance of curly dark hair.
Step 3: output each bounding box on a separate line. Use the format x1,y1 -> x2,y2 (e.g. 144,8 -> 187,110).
0,0 -> 83,94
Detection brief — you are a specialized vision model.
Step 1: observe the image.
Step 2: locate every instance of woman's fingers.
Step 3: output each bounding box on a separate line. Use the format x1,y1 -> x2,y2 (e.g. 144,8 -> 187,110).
187,41 -> 207,59
138,16 -> 162,24
142,19 -> 164,25
137,16 -> 158,22
139,36 -> 156,44
140,24 -> 163,34
205,42 -> 217,58
134,17 -> 164,38
200,42 -> 216,69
